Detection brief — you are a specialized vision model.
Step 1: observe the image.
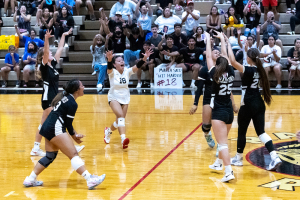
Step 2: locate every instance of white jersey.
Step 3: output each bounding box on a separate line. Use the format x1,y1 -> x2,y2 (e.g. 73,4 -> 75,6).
108,68 -> 134,104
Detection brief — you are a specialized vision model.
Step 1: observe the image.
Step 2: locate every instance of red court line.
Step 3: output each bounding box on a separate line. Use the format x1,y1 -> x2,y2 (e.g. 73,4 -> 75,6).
118,123 -> 203,200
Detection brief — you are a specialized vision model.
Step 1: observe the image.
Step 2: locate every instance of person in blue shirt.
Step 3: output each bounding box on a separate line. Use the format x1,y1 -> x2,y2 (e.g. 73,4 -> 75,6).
22,41 -> 39,88
15,25 -> 45,53
1,45 -> 21,88
56,0 -> 75,15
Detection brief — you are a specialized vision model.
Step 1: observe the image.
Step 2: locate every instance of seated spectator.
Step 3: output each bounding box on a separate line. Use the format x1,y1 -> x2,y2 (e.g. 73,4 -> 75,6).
91,34 -> 108,91
136,41 -> 157,88
262,0 -> 278,21
135,0 -> 153,34
100,11 -> 132,36
36,0 -> 56,26
194,26 -> 205,48
75,0 -> 95,20
106,26 -> 127,54
39,8 -> 54,40
237,27 -> 260,65
22,41 -> 38,87
228,28 -> 247,63
109,0 -> 136,22
14,5 -> 31,36
20,0 -> 39,16
15,26 -> 44,52
260,35 -> 282,89
206,6 -> 222,34
261,11 -> 282,49
1,45 -> 20,88
287,0 -> 300,35
123,23 -> 145,75
223,6 -> 241,38
3,0 -> 16,17
56,0 -> 75,15
171,23 -> 187,49
182,0 -> 200,38
243,1 -> 261,37
287,38 -> 300,88
157,34 -> 178,70
54,6 -> 74,47
154,7 -> 182,34
155,0 -> 172,17
162,37 -> 202,89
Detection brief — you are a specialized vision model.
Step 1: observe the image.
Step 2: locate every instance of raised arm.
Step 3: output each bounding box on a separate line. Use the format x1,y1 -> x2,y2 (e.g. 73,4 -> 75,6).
135,0 -> 141,17
256,26 -> 260,48
227,37 -> 244,73
243,1 -> 250,16
106,50 -> 114,74
132,48 -> 154,73
138,22 -> 144,38
205,32 -> 214,70
21,12 -> 31,22
146,2 -> 153,17
54,28 -> 72,61
43,30 -> 53,65
14,24 -> 23,40
13,10 -> 17,22
157,34 -> 165,51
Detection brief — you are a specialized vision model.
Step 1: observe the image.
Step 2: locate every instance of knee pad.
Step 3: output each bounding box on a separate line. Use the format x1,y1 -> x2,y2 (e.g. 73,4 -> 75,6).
258,133 -> 272,144
113,121 -> 118,129
38,151 -> 58,168
118,118 -> 125,127
71,156 -> 85,171
218,144 -> 228,152
202,124 -> 212,133
38,124 -> 42,131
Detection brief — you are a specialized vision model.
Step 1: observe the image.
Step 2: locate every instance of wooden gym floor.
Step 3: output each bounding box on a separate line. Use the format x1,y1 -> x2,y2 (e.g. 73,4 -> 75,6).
0,91 -> 300,199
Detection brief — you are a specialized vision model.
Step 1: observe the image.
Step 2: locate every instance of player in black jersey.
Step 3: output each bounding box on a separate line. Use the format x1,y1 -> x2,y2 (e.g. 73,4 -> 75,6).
204,31 -> 238,182
227,39 -> 282,171
23,79 -> 106,190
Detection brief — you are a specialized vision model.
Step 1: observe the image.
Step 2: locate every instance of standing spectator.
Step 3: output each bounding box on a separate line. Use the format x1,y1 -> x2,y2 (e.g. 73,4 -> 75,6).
91,34 -> 108,91
56,0 -> 76,15
261,11 -> 282,49
156,0 -> 172,17
182,0 -> 200,38
1,45 -> 20,88
104,12 -> 132,35
287,38 -> 300,88
206,6 -> 222,34
3,0 -> 16,17
39,8 -> 54,40
171,23 -> 188,49
15,25 -> 45,52
109,0 -> 136,21
54,6 -> 74,47
260,35 -> 282,89
106,26 -> 127,54
36,0 -> 56,26
157,34 -> 178,70
135,0 -> 153,34
75,0 -> 95,20
194,26 -> 205,48
244,1 -> 261,37
22,41 -> 38,87
154,7 -> 182,34
123,23 -> 145,78
14,5 -> 31,36
224,6 -> 241,38
262,0 -> 278,21
147,24 -> 162,51
287,0 -> 300,35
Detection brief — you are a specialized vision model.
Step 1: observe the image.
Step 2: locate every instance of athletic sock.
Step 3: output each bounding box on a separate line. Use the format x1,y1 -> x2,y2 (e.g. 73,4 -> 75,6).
29,171 -> 37,181
270,151 -> 278,160
216,158 -> 223,164
82,170 -> 91,181
191,79 -> 195,84
121,134 -> 126,140
33,142 -> 40,151
225,165 -> 232,174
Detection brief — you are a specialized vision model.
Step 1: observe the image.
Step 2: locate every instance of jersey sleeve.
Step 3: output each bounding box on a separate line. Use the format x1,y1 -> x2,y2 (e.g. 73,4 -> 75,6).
65,102 -> 78,135
51,58 -> 58,69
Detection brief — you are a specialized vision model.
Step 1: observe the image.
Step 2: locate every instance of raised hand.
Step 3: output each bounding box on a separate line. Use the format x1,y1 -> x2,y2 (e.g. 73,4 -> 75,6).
189,105 -> 198,115
63,27 -> 73,36
256,25 -> 260,33
213,30 -> 224,39
106,50 -> 114,62
45,29 -> 53,38
142,48 -> 154,60
237,28 -> 242,35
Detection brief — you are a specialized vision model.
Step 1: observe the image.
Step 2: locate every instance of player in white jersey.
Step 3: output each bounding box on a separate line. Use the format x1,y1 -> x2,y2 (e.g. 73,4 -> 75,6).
104,49 -> 153,149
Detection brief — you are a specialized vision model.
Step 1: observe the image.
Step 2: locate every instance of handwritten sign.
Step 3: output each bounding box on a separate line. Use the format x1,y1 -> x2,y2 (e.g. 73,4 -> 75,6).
154,65 -> 183,88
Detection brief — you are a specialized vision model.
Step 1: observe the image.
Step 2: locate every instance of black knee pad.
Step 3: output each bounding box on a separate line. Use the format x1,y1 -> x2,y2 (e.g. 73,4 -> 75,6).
38,151 -> 58,168
202,124 -> 212,133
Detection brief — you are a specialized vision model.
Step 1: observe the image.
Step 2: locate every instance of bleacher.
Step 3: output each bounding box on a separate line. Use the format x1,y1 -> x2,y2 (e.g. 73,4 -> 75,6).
0,0 -> 299,87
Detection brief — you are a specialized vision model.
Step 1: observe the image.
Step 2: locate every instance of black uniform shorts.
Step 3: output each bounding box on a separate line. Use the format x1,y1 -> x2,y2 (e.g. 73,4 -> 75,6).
42,100 -> 52,110
40,117 -> 66,141
211,100 -> 234,124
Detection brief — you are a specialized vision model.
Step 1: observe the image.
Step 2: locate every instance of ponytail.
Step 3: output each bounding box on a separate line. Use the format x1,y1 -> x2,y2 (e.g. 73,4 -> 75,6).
214,57 -> 229,83
35,48 -> 44,80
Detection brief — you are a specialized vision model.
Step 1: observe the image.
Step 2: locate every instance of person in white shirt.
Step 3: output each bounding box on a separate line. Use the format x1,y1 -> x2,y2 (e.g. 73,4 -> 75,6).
135,0 -> 153,33
154,7 -> 182,34
109,0 -> 137,21
182,0 -> 200,38
103,49 -> 153,149
260,35 -> 282,89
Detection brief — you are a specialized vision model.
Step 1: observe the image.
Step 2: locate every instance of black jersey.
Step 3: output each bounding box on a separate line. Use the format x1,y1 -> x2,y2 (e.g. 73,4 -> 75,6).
194,66 -> 212,106
209,65 -> 235,108
44,94 -> 78,136
40,58 -> 59,102
241,65 -> 261,105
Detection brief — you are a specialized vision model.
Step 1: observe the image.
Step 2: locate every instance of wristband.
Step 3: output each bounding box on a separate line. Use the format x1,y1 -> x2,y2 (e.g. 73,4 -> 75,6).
137,60 -> 145,68
107,61 -> 113,70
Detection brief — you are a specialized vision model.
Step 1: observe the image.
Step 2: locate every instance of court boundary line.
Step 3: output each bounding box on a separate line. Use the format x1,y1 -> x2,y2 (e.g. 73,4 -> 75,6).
118,123 -> 202,200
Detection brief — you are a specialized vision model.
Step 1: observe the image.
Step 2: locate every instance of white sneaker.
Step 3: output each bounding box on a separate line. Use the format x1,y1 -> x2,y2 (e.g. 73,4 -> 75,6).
23,177 -> 43,187
209,159 -> 223,171
30,148 -> 46,156
97,84 -> 103,91
275,84 -> 282,89
226,1 -> 231,3
121,137 -> 130,149
3,14 -> 7,17
136,82 -> 142,88
87,174 -> 106,190
215,1 -> 220,4
54,40 -> 58,47
150,83 -> 154,88
75,145 -> 85,153
267,156 -> 282,171
182,81 -> 186,87
230,154 -> 243,166
91,71 -> 97,75
190,82 -> 197,90
204,131 -> 215,148
221,171 -> 235,182
104,127 -> 112,144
